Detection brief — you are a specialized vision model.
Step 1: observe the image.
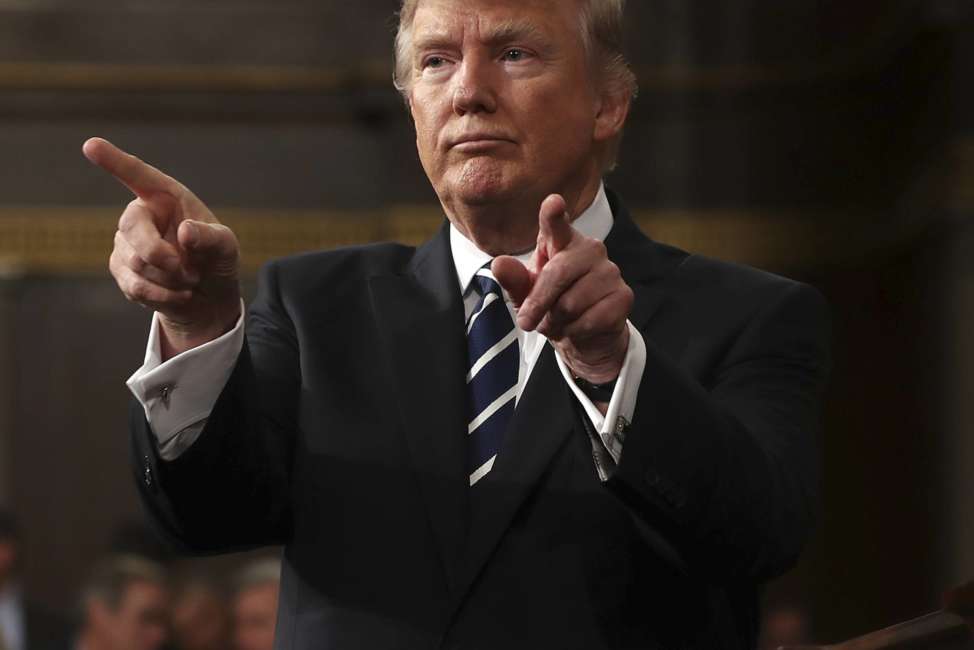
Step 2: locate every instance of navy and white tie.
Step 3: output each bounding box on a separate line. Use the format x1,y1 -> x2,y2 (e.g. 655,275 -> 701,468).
466,265 -> 519,487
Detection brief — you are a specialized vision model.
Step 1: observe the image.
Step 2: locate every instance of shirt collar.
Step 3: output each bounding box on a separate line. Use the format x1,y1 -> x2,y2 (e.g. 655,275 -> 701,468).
450,183 -> 613,296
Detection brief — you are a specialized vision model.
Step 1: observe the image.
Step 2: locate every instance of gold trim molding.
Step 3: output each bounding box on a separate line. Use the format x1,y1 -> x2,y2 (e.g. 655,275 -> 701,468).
0,45 -> 908,96
0,205 -> 894,277
0,62 -> 392,93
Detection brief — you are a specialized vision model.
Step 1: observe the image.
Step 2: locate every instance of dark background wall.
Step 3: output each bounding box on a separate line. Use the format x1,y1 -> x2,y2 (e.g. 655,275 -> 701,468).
0,0 -> 970,643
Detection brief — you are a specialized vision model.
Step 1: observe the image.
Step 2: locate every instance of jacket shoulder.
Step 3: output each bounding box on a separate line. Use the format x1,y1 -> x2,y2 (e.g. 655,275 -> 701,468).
264,241 -> 418,282
680,251 -> 812,296
640,238 -> 829,333
247,241 -> 421,318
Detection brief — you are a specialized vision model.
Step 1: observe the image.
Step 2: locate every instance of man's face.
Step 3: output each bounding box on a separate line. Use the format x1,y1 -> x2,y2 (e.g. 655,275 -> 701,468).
92,581 -> 170,650
406,0 -> 614,214
172,586 -> 229,650
233,581 -> 279,650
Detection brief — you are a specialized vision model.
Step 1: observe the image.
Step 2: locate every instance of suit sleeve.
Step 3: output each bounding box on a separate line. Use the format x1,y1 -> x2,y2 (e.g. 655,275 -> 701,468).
607,281 -> 831,583
130,260 -> 301,554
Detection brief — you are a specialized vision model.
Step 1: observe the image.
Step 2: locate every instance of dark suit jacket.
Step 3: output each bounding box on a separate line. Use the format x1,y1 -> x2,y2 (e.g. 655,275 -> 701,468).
131,192 -> 830,650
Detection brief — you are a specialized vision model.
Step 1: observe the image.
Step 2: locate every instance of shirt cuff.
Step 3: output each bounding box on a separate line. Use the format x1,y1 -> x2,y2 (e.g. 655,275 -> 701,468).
555,320 -> 646,463
126,302 -> 245,448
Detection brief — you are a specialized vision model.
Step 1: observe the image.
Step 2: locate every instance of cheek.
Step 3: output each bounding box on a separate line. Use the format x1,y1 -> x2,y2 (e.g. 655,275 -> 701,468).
411,111 -> 442,167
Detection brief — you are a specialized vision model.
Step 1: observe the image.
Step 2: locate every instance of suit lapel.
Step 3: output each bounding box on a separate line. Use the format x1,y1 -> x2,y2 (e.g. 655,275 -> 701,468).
368,223 -> 469,594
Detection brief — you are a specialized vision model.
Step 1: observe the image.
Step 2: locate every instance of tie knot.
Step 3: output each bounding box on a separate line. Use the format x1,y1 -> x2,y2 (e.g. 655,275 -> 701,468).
472,266 -> 503,300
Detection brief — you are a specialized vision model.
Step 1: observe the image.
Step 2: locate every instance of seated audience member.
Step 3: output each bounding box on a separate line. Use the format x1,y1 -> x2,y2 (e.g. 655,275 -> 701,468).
231,559 -> 280,650
0,509 -> 71,650
75,555 -> 170,650
171,578 -> 230,650
759,600 -> 812,649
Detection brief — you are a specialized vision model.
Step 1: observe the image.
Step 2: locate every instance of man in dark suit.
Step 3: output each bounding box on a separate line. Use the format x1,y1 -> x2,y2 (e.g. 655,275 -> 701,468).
84,0 -> 830,647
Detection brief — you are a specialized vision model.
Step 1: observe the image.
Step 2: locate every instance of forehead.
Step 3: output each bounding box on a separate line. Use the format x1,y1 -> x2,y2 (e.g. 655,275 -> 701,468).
121,580 -> 168,610
410,0 -> 581,42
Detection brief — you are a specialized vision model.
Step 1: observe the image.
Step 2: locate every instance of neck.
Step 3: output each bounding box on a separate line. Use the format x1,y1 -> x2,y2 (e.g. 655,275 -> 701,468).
445,173 -> 603,256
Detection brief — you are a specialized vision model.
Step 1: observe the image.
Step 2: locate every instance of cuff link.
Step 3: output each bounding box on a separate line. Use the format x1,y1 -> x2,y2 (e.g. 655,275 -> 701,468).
613,416 -> 629,443
160,385 -> 172,408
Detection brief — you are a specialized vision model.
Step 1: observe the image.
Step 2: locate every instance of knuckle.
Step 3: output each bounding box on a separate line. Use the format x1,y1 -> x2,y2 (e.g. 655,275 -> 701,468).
585,239 -> 606,258
623,283 -> 634,301
544,257 -> 568,285
619,285 -> 635,309
574,317 -> 596,338
554,296 -> 580,322
143,243 -> 170,268
127,249 -> 146,272
118,203 -> 143,231
127,278 -> 150,302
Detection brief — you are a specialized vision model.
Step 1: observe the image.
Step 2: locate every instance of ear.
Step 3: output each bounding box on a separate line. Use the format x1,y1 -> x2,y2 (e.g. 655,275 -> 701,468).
406,92 -> 418,126
592,85 -> 631,144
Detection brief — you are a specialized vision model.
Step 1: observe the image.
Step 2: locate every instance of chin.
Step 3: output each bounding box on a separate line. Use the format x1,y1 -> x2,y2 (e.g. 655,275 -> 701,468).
447,160 -> 521,206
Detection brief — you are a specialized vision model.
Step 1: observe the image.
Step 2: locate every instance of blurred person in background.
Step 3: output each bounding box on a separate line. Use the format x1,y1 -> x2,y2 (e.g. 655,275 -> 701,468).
0,508 -> 71,650
230,559 -> 279,650
171,579 -> 229,650
758,601 -> 812,650
75,555 -> 170,650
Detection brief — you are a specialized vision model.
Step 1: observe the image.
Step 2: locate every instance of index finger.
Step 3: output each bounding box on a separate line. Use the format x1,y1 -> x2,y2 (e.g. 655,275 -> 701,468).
82,137 -> 178,200
537,194 -> 574,260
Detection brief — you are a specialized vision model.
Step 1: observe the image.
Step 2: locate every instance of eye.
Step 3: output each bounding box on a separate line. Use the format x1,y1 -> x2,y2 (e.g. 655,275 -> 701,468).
502,48 -> 528,62
423,56 -> 446,69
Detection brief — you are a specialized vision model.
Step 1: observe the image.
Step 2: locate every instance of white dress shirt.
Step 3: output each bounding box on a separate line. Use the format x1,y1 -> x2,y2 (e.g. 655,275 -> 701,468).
127,184 -> 646,478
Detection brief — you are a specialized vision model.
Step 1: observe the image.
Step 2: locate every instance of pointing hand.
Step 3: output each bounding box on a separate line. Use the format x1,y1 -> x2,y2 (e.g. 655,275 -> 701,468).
492,194 -> 633,387
84,137 -> 241,359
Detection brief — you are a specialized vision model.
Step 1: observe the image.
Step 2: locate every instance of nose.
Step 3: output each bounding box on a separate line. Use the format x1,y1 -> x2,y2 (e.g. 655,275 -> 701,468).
452,55 -> 497,116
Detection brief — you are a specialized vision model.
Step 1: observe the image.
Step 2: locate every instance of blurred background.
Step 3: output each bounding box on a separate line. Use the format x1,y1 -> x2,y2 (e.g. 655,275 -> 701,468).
0,0 -> 970,648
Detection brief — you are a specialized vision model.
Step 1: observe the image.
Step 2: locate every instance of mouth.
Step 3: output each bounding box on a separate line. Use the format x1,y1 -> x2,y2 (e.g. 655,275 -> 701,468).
449,135 -> 515,152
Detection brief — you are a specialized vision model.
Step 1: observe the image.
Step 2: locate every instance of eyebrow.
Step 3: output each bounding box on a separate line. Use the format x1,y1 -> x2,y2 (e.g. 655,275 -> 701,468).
480,19 -> 550,48
411,19 -> 552,55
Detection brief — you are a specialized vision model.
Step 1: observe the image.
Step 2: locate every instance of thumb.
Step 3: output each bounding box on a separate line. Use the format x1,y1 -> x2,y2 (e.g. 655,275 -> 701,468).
178,220 -> 239,265
492,256 -> 533,307
537,194 -> 573,259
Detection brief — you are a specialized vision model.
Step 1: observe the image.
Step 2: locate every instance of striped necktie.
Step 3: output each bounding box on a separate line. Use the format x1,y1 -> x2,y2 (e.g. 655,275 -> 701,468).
466,264 -> 519,487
